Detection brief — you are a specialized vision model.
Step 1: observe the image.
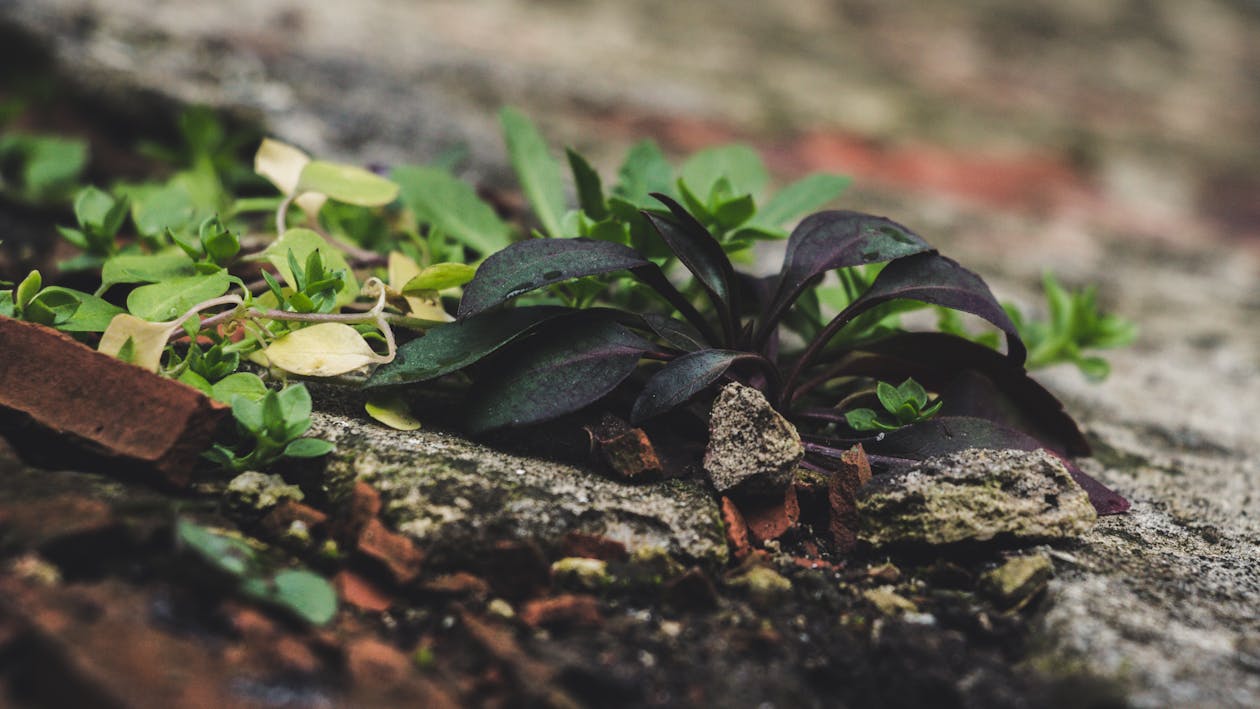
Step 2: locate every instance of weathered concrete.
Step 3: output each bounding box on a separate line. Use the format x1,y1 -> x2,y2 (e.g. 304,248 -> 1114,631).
857,449 -> 1096,547
704,383 -> 803,496
307,411 -> 728,571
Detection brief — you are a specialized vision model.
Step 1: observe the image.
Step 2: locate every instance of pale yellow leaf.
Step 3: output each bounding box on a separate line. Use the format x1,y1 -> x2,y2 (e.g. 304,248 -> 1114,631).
387,251 -> 453,322
364,393 -> 422,431
254,138 -> 326,216
263,322 -> 379,377
97,314 -> 172,372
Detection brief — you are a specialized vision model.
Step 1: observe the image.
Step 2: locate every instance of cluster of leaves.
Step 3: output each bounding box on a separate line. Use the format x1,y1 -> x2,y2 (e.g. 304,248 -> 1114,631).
204,383 -> 333,473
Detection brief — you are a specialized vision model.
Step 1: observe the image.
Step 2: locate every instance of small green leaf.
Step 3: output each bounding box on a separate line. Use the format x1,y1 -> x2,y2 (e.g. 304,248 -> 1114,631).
15,270 -> 41,311
0,291 -> 14,318
23,288 -> 82,328
679,145 -> 767,201
126,271 -> 232,322
176,519 -> 257,577
100,251 -> 197,291
232,396 -> 266,435
844,408 -> 882,432
276,384 -> 313,425
566,148 -> 607,219
897,378 -> 929,410
211,372 -> 269,405
500,107 -> 567,238
261,229 -> 359,306
392,165 -> 512,255
283,438 -> 334,458
295,160 -> 399,207
401,262 -> 477,293
200,215 -> 241,265
242,569 -> 338,626
131,184 -> 197,238
177,368 -> 214,396
754,173 -> 850,228
74,187 -> 118,230
1075,356 -> 1111,381
875,381 -> 903,415
712,193 -> 756,230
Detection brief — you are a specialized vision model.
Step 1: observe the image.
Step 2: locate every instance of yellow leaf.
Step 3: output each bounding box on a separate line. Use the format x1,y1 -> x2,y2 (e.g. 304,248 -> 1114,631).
97,314 -> 173,372
263,322 -> 380,377
387,252 -> 453,322
254,138 -> 326,216
364,393 -> 422,431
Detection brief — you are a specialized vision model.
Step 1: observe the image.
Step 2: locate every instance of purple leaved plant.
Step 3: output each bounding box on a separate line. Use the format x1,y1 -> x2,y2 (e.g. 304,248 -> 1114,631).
368,194 -> 1128,515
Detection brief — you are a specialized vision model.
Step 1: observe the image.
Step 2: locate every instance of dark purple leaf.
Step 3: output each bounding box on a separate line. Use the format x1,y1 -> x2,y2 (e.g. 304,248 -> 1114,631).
756,211 -> 933,344
631,349 -> 762,424
641,313 -> 708,352
466,318 -> 654,433
366,306 -> 570,387
645,193 -> 740,344
832,332 -> 1088,456
865,416 -> 1128,515
835,252 -> 1026,364
458,238 -> 652,319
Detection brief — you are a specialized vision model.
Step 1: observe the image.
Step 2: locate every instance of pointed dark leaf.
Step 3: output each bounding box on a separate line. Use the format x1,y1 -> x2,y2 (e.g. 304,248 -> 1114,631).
645,193 -> 740,344
757,211 -> 933,342
458,238 -> 651,319
467,318 -> 654,432
641,313 -> 709,352
567,148 -> 607,220
865,416 -> 1128,515
631,349 -> 761,424
820,332 -> 1088,456
835,252 -> 1027,364
367,306 -> 570,387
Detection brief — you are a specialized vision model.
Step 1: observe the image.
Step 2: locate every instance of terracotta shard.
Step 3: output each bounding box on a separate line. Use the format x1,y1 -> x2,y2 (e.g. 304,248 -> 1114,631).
560,531 -> 629,562
828,444 -> 872,552
519,594 -> 602,629
720,496 -> 753,560
0,318 -> 228,487
334,570 -> 394,612
739,486 -> 801,546
355,517 -> 425,585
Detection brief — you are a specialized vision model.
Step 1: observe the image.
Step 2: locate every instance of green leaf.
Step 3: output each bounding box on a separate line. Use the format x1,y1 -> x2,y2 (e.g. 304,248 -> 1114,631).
876,381 -> 902,415
566,148 -> 607,219
1075,356 -> 1111,381
260,229 -> 358,306
232,396 -> 265,435
23,136 -> 87,198
211,372 -> 269,405
241,569 -> 338,626
176,518 -> 257,578
131,184 -> 197,238
897,378 -> 929,410
391,165 -> 512,255
100,251 -> 197,291
712,193 -> 756,230
0,291 -> 14,318
199,215 -> 240,265
73,187 -> 118,230
844,408 -> 883,432
283,438 -> 334,458
15,270 -> 40,311
276,384 -> 313,426
126,270 -> 231,321
467,318 -> 653,432
22,288 -> 80,327
177,369 -> 213,396
679,145 -> 767,201
500,107 -> 567,238
35,287 -> 122,332
296,160 -> 399,207
367,306 -> 570,387
401,262 -> 477,293
754,173 -> 850,228
612,140 -> 673,205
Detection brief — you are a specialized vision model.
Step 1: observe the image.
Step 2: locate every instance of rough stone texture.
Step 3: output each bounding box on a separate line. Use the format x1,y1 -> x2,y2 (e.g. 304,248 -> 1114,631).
307,412 -> 728,571
858,449 -> 1097,548
980,554 -> 1052,610
224,472 -> 304,518
704,383 -> 803,496
5,1 -> 1260,704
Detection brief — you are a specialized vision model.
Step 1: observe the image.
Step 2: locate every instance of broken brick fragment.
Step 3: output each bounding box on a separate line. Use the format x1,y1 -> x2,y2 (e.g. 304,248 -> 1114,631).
720,496 -> 753,560
345,637 -> 412,688
480,540 -> 549,601
828,444 -> 872,553
334,570 -> 394,613
0,318 -> 228,487
519,594 -> 602,629
418,572 -> 492,600
259,501 -> 329,541
585,414 -> 663,480
739,486 -> 801,546
356,518 -> 424,586
560,531 -> 629,562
